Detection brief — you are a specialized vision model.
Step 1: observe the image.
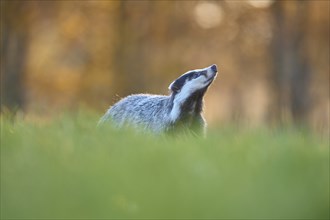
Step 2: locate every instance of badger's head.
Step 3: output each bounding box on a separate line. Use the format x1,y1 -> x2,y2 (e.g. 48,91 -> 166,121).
169,64 -> 218,96
168,65 -> 218,123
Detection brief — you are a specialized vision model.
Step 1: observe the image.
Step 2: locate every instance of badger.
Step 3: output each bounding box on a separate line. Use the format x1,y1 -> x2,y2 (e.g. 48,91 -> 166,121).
99,64 -> 218,135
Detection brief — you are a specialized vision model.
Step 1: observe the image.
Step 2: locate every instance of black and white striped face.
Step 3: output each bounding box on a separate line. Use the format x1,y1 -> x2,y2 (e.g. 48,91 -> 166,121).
169,64 -> 218,94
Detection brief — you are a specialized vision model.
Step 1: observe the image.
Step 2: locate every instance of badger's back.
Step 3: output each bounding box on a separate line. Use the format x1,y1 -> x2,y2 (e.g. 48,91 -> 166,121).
100,94 -> 172,133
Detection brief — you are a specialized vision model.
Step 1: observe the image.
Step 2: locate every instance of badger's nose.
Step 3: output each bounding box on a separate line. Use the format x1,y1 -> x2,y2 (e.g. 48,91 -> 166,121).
210,64 -> 217,73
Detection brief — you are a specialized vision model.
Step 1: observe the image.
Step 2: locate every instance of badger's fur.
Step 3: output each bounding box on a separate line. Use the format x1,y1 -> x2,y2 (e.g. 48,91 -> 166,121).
99,64 -> 218,135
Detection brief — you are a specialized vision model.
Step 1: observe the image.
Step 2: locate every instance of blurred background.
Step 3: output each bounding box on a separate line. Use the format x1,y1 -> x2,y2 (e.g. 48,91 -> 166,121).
1,0 -> 329,132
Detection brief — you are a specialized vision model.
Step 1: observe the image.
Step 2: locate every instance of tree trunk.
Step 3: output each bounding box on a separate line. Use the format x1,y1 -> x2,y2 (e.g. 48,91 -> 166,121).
270,1 -> 311,125
0,2 -> 28,113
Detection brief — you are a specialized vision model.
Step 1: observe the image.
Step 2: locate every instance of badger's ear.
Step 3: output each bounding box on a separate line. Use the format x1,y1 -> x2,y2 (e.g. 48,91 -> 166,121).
168,81 -> 181,93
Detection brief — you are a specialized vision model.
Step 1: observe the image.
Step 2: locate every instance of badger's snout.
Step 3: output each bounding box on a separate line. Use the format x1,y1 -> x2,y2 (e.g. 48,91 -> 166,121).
206,64 -> 218,82
210,64 -> 217,73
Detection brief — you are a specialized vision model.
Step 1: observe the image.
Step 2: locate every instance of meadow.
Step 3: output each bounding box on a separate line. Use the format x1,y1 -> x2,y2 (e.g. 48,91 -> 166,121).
1,111 -> 329,219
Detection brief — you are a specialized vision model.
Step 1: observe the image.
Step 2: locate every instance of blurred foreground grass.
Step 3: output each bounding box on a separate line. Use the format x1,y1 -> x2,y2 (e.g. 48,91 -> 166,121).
1,111 -> 329,219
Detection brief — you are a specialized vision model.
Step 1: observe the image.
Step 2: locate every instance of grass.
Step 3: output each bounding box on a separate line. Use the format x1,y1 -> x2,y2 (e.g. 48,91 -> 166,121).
1,111 -> 329,219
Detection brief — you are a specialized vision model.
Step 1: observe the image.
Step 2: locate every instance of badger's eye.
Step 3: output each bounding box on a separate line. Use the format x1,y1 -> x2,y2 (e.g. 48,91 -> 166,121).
193,73 -> 200,79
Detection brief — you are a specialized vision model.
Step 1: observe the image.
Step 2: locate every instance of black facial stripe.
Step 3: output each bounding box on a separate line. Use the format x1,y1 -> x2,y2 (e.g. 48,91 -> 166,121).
199,70 -> 207,77
170,72 -> 194,91
192,70 -> 207,79
188,71 -> 197,80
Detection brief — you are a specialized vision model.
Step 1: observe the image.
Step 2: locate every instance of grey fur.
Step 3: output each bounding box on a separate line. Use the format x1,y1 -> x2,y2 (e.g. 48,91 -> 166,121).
99,64 -> 218,135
